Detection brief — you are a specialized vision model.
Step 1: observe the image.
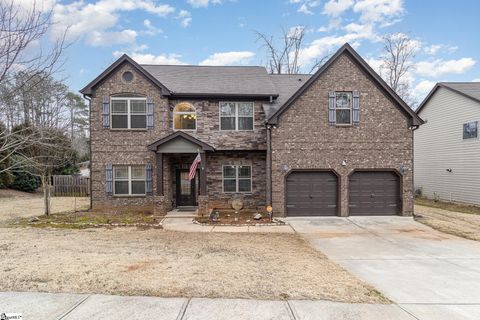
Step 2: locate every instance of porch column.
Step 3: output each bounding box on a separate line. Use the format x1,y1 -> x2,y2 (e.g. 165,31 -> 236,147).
200,152 -> 207,196
156,152 -> 163,196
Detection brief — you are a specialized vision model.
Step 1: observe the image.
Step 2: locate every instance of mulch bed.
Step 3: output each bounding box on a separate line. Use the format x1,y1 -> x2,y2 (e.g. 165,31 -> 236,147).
195,209 -> 283,226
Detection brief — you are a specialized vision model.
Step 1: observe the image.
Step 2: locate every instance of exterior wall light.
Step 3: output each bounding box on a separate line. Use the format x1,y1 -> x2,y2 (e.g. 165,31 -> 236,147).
446,168 -> 453,173
400,164 -> 407,175
341,160 -> 347,166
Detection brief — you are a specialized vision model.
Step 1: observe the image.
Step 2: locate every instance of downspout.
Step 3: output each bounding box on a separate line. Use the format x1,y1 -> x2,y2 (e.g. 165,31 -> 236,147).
83,93 -> 93,210
409,123 -> 420,216
266,124 -> 272,206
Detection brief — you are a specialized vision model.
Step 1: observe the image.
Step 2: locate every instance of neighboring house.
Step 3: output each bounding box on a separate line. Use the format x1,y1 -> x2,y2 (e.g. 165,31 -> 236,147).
78,161 -> 90,178
80,43 -> 422,217
415,82 -> 480,205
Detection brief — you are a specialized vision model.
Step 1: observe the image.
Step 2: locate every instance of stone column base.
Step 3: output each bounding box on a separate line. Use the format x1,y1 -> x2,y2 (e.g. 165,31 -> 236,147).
197,196 -> 209,216
153,195 -> 169,216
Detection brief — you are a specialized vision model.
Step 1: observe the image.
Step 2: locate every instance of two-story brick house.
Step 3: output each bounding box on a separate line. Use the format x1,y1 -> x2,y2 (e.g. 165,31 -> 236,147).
80,43 -> 422,217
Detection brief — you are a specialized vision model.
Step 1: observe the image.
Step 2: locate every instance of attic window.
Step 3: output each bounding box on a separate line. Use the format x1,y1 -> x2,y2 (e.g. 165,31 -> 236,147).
122,71 -> 134,82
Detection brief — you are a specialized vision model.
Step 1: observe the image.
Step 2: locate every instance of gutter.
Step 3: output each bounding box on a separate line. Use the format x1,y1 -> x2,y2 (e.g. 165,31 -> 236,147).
83,93 -> 93,211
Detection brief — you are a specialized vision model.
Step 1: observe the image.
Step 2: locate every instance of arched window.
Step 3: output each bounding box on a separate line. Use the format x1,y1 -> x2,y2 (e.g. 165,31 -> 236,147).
173,102 -> 196,130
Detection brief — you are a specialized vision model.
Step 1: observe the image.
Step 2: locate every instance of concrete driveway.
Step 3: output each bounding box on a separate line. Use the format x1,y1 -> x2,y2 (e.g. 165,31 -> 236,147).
287,216 -> 480,319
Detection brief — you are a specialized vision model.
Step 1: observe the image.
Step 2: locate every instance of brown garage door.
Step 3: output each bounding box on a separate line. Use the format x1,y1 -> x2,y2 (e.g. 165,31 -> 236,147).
349,171 -> 400,216
286,171 -> 338,216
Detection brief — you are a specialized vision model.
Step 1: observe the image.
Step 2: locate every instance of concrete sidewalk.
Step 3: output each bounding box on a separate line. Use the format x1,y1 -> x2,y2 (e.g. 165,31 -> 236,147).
0,292 -> 420,320
161,210 -> 294,233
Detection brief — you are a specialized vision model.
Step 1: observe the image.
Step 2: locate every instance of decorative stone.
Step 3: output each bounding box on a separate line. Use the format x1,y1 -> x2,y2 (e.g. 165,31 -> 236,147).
231,198 -> 244,211
254,213 -> 262,220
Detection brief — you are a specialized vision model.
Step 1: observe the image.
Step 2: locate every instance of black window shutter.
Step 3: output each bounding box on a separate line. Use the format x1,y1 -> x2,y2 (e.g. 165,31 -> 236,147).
102,97 -> 110,128
328,91 -> 336,125
106,164 -> 113,196
145,164 -> 153,195
146,97 -> 154,129
352,91 -> 360,125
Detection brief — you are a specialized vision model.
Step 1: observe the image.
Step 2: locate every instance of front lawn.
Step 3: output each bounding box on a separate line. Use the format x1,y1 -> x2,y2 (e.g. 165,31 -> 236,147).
7,206 -> 161,229
415,202 -> 480,241
0,227 -> 387,303
415,197 -> 480,215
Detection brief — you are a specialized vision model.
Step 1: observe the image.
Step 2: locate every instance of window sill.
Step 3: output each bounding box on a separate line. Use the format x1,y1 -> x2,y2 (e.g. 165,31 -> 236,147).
109,128 -> 148,131
334,124 -> 353,127
112,195 -> 147,198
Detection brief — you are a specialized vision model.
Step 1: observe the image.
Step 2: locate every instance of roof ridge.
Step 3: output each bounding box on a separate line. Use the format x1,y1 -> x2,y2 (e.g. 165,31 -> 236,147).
140,64 -> 266,68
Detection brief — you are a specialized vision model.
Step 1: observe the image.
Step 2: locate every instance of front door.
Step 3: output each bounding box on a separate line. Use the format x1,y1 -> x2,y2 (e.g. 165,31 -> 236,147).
176,169 -> 197,206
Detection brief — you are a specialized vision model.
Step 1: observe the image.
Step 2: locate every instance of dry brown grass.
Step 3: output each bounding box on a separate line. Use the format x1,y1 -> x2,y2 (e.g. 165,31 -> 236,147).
414,204 -> 480,241
0,227 -> 387,303
415,197 -> 480,215
0,189 -> 89,221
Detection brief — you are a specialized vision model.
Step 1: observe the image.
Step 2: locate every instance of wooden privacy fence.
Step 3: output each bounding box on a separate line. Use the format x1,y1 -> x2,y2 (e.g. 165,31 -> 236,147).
53,175 -> 90,197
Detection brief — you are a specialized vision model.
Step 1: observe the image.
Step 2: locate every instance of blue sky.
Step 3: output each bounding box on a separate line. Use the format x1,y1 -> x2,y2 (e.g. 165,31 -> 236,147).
42,0 -> 480,101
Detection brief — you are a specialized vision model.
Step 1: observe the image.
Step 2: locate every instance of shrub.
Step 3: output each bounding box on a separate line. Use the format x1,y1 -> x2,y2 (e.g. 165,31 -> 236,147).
9,171 -> 41,193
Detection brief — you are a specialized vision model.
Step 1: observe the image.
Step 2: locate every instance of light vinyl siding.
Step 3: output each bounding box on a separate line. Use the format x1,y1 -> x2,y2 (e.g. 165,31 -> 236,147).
414,87 -> 480,205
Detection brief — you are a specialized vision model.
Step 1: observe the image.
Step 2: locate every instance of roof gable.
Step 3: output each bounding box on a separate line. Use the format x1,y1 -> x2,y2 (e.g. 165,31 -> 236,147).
416,82 -> 480,114
147,131 -> 214,152
267,43 -> 423,126
80,54 -> 171,96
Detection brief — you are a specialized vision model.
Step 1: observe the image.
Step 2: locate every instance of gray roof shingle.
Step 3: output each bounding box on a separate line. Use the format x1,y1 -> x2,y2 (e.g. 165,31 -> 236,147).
140,64 -> 279,97
264,74 -> 312,118
441,82 -> 480,102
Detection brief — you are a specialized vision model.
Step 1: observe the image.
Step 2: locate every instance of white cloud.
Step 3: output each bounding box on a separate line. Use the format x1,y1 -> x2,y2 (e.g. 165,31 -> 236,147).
199,51 -> 255,66
290,0 -> 321,15
424,44 -> 442,55
177,10 -> 192,27
113,51 -> 186,64
143,19 -> 162,36
323,0 -> 354,17
424,44 -> 458,55
353,0 -> 404,24
414,80 -> 436,100
87,29 -> 138,46
473,78 -> 480,82
187,0 -> 223,8
52,0 -> 175,45
416,58 -> 476,78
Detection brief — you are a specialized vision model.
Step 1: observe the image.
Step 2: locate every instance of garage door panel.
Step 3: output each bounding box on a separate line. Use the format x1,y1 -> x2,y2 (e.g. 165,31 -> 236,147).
286,171 -> 338,216
349,171 -> 400,216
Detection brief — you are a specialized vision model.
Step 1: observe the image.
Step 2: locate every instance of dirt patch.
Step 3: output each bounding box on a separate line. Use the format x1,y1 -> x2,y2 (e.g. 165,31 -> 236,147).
0,227 -> 387,303
0,189 -> 89,221
415,204 -> 480,241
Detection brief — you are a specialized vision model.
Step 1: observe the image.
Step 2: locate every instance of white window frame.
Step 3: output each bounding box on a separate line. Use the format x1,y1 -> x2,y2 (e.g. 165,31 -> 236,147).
334,92 -> 353,126
222,165 -> 252,193
113,165 -> 146,196
110,96 -> 147,130
219,102 -> 254,131
173,102 -> 197,131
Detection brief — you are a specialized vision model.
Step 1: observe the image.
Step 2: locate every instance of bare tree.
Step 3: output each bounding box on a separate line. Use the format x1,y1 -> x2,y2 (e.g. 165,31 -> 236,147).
256,26 -> 330,74
0,0 -> 67,90
380,33 -> 418,107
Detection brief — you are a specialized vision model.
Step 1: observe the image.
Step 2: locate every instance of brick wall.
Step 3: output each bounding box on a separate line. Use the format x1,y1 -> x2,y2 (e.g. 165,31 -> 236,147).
89,61 -> 267,212
271,52 -> 414,217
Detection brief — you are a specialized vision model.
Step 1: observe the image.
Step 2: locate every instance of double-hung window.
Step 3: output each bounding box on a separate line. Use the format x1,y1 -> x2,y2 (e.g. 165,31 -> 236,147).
219,102 -> 254,131
111,95 -> 147,129
335,92 -> 352,125
222,165 -> 252,193
113,165 -> 146,196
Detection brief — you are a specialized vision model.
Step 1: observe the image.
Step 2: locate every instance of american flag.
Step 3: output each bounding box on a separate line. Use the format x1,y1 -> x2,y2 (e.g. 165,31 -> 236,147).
188,153 -> 201,180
